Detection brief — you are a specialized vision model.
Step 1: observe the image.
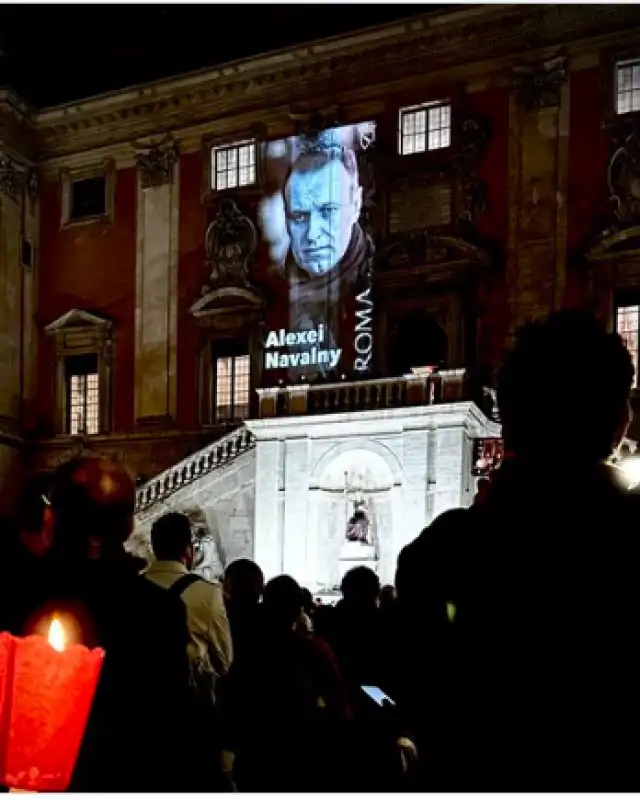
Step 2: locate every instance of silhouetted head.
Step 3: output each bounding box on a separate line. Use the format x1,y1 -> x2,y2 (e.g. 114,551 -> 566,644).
224,558 -> 265,606
340,565 -> 380,609
474,477 -> 491,505
150,512 -> 194,569
497,311 -> 633,465
263,574 -> 304,631
301,586 -> 315,615
379,584 -> 396,610
47,457 -> 136,563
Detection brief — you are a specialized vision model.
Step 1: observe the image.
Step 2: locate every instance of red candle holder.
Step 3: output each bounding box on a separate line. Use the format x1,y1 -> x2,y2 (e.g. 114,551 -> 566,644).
0,620 -> 104,792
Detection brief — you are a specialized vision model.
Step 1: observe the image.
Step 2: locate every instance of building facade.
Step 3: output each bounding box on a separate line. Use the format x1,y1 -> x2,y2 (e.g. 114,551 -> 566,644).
0,6 -> 639,564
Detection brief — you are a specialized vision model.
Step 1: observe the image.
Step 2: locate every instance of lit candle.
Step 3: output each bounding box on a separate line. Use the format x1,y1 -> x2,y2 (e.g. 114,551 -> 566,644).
0,617 -> 105,792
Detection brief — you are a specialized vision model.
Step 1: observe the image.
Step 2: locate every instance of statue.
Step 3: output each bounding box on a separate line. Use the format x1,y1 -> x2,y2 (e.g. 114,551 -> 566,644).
346,500 -> 370,544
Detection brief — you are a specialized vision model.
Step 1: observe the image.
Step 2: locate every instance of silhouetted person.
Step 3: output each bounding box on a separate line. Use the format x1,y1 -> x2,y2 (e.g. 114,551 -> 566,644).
379,583 -> 396,611
145,511 -> 233,789
396,310 -> 640,791
223,557 -> 264,662
473,476 -> 491,505
0,478 -> 52,569
315,566 -> 404,788
16,476 -> 52,560
146,512 -> 233,701
317,566 -> 389,700
0,457 -> 193,791
224,574 -> 351,791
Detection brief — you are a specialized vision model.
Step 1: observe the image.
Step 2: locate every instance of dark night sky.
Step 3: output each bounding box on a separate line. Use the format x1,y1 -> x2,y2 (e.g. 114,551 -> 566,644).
0,4 -> 451,108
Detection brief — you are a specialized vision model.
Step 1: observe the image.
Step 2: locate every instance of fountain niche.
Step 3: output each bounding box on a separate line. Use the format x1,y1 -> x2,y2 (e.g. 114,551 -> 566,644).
313,449 -> 396,592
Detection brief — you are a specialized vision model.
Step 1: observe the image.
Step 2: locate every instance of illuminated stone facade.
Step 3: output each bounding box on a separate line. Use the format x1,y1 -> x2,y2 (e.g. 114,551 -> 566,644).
0,5 -> 638,550
131,396 -> 498,588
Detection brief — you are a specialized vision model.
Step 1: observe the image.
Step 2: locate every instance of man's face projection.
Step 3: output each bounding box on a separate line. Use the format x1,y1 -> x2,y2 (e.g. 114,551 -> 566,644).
285,159 -> 362,277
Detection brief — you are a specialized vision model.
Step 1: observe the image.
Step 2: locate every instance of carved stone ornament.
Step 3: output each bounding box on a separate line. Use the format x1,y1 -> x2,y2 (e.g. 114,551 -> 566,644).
0,151 -> 26,200
455,115 -> 490,229
378,230 -> 488,271
607,118 -> 640,225
204,197 -> 257,290
26,168 -> 38,203
133,134 -> 179,189
513,56 -> 567,112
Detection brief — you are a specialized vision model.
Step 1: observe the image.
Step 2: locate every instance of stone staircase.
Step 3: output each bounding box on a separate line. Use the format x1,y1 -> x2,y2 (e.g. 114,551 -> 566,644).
134,425 -> 256,515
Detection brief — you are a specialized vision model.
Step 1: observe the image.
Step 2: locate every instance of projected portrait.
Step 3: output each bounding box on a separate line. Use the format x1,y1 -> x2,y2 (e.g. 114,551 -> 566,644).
258,122 -> 376,381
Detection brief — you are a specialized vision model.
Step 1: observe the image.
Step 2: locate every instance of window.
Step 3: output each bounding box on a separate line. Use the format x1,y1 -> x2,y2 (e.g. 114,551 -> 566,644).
70,176 -> 107,220
66,354 -> 100,435
211,140 -> 257,191
214,353 -> 250,421
617,304 -> 640,387
45,309 -> 113,436
616,60 -> 640,115
60,164 -> 115,228
398,102 -> 451,155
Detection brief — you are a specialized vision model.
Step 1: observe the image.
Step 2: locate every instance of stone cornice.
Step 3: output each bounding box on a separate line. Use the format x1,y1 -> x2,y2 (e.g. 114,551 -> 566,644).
12,3 -> 640,173
0,89 -> 38,164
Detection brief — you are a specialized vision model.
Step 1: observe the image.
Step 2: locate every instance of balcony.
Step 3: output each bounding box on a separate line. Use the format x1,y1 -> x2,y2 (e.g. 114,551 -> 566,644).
255,368 -> 482,418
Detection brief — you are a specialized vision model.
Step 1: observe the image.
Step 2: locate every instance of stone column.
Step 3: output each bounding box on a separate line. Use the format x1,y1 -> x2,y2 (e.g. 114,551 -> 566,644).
507,58 -> 570,335
134,141 -> 180,425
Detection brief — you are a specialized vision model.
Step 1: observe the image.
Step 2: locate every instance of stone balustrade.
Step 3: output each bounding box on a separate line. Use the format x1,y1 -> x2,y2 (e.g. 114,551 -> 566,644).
256,369 -> 468,418
135,425 -> 255,512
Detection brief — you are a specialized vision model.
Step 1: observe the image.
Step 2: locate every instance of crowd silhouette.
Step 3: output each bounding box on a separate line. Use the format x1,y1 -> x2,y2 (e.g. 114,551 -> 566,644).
1,309 -> 639,791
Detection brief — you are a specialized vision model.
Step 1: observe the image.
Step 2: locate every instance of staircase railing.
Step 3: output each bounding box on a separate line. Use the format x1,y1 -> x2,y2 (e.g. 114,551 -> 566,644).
135,425 -> 256,514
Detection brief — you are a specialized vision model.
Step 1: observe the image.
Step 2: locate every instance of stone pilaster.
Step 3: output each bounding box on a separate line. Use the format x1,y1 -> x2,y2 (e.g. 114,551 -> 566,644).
432,427 -> 469,518
134,140 -> 180,424
252,437 -> 283,580
507,57 -> 570,335
281,437 -> 311,580
0,150 -> 33,513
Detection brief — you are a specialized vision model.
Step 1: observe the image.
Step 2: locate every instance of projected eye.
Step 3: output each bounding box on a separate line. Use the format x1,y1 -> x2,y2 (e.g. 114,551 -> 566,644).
319,205 -> 341,219
289,211 -> 308,224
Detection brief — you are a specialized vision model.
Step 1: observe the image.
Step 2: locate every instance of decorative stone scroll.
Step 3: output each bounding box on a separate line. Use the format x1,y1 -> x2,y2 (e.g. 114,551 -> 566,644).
133,135 -> 179,189
513,57 -> 567,112
204,198 -> 258,291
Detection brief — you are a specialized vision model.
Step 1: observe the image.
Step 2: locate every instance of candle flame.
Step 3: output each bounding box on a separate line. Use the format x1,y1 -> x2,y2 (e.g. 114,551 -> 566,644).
48,618 -> 66,652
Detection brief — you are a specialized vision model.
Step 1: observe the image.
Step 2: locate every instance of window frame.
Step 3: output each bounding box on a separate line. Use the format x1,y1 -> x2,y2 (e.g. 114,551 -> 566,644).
60,162 -> 115,229
397,101 -> 452,156
213,348 -> 251,423
615,58 -> 640,116
45,310 -> 114,436
210,139 -> 258,193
